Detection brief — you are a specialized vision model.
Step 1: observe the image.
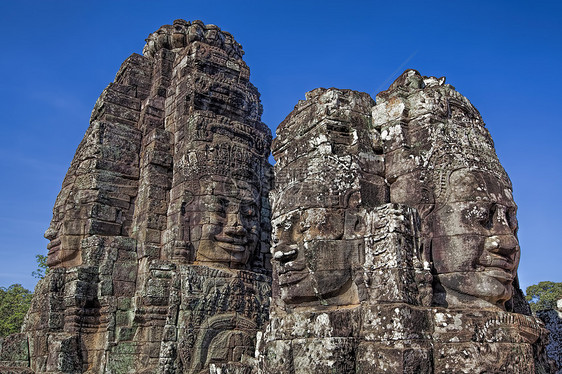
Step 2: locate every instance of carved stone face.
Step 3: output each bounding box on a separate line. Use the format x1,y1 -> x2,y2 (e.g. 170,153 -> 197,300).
431,169 -> 520,308
193,179 -> 260,268
44,189 -> 84,268
272,208 -> 356,305
44,225 -> 83,268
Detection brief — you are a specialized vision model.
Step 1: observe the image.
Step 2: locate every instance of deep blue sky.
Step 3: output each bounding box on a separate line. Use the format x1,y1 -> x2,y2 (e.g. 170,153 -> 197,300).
0,0 -> 560,292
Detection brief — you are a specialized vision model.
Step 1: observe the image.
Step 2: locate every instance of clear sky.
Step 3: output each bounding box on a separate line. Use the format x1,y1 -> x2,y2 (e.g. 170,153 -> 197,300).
0,0 -> 560,292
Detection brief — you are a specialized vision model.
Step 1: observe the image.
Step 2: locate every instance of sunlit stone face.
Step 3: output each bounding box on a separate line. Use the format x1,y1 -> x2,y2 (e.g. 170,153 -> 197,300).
272,208 -> 357,305
193,178 -> 260,268
44,225 -> 83,268
431,169 -> 520,309
45,189 -> 84,268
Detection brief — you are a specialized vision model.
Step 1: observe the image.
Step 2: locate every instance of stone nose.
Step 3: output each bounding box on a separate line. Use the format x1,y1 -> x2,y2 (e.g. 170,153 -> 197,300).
224,212 -> 246,236
44,227 -> 58,241
484,235 -> 519,256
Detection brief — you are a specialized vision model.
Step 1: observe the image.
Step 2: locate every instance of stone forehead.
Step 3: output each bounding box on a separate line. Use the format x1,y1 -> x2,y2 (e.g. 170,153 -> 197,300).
272,207 -> 345,223
272,161 -> 359,212
438,168 -> 514,206
183,111 -> 271,143
377,71 -> 512,202
273,88 -> 373,151
200,178 -> 260,196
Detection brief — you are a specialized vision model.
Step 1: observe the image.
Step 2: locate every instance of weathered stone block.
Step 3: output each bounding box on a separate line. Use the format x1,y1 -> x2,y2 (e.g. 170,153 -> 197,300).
361,304 -> 430,342
291,337 -> 355,374
432,310 -> 543,345
113,263 -> 138,282
433,342 -> 535,373
356,342 -> 432,374
46,333 -> 82,373
0,334 -> 29,364
113,280 -> 136,297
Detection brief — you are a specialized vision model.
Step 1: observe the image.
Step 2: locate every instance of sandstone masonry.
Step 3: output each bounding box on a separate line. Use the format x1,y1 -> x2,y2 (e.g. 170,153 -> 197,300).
0,20 -> 558,374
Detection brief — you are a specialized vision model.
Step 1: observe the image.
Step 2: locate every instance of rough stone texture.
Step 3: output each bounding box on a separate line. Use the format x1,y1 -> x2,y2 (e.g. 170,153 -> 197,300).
0,22 -> 558,374
258,77 -> 555,373
0,334 -> 30,371
1,20 -> 271,374
373,70 -> 522,311
538,299 -> 562,373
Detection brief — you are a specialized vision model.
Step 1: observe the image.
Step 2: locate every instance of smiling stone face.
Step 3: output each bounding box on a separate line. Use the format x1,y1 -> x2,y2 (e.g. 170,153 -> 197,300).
269,88 -> 381,308
431,169 -> 520,309
375,69 -> 527,311
44,121 -> 141,269
191,178 -> 260,268
272,208 -> 358,305
44,215 -> 83,268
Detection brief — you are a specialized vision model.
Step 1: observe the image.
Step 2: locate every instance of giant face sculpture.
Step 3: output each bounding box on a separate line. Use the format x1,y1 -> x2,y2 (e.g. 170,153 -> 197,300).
269,88 -> 382,307
192,177 -> 260,268
45,224 -> 83,268
430,169 -> 520,309
44,189 -> 84,268
272,203 -> 359,306
375,69 -> 524,310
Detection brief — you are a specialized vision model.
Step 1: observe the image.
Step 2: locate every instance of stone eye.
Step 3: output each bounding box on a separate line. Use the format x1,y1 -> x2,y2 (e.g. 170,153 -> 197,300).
478,203 -> 496,229
298,220 -> 310,233
507,208 -> 518,233
209,198 -> 227,216
242,204 -> 257,218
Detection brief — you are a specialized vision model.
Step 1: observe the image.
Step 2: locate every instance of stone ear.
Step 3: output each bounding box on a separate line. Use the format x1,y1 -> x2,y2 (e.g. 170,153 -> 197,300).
417,188 -> 435,218
420,236 -> 434,270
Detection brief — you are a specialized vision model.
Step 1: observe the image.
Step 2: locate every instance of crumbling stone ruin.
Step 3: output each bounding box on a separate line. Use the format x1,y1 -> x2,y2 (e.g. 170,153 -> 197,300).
0,20 -> 559,373
257,74 -> 557,373
1,20 -> 271,374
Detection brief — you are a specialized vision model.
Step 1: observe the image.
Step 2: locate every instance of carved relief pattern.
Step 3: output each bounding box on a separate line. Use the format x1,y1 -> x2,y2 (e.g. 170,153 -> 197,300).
2,20 -> 272,374
0,22 -> 557,374
258,78 -> 553,373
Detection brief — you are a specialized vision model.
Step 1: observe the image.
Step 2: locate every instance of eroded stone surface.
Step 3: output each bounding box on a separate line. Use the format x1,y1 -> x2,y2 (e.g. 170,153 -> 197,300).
1,19 -> 271,374
0,23 -> 558,374
258,76 -> 554,373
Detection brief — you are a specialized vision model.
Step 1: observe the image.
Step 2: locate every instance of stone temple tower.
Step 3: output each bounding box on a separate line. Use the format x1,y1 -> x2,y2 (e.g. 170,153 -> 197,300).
0,20 -> 272,374
0,21 -> 558,374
